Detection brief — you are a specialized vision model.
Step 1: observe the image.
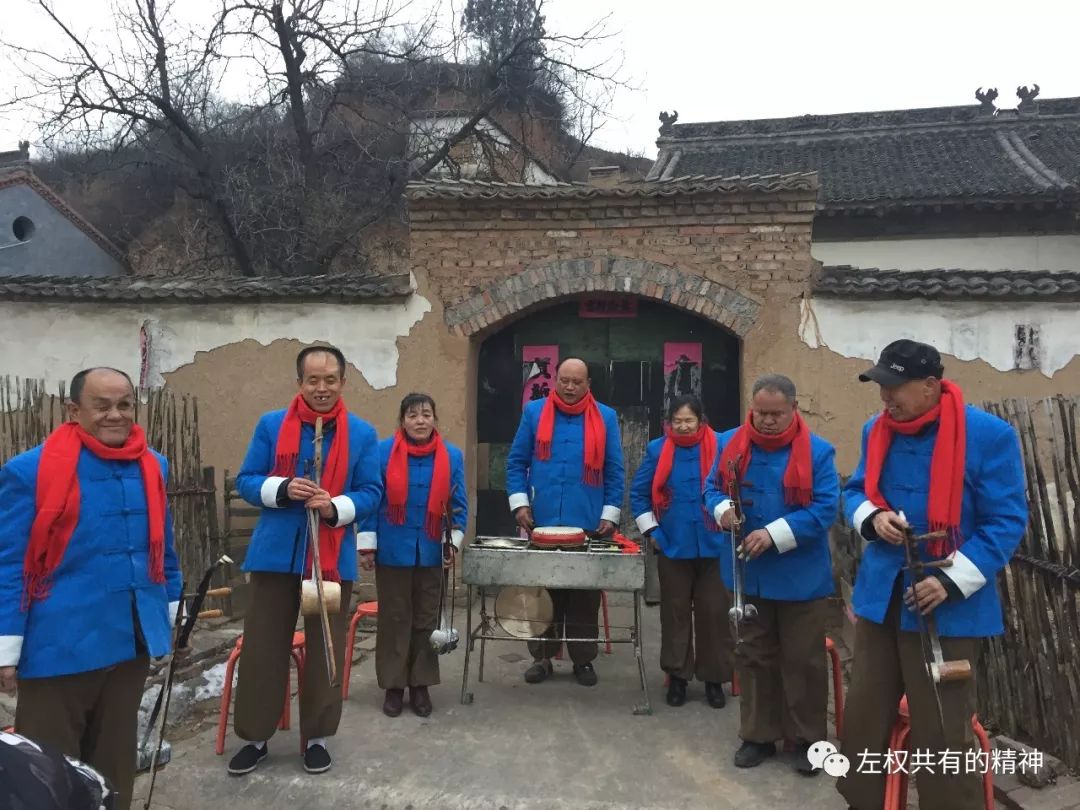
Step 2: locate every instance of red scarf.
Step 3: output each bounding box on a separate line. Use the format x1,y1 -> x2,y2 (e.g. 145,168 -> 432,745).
535,391 -> 606,487
385,429 -> 452,540
271,394 -> 350,581
651,425 -> 718,518
25,422 -> 166,609
864,379 -> 966,557
718,411 -> 813,507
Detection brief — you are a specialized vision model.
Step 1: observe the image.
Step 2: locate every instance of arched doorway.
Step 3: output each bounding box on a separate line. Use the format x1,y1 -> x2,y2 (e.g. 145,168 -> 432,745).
473,295 -> 741,538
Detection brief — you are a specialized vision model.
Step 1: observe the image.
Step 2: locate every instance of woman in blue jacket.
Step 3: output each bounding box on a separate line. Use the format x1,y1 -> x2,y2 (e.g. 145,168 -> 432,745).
359,394 -> 467,719
630,394 -> 733,708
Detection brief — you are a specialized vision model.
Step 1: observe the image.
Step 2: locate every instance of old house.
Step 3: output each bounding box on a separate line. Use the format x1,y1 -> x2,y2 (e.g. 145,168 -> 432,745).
0,143 -> 125,278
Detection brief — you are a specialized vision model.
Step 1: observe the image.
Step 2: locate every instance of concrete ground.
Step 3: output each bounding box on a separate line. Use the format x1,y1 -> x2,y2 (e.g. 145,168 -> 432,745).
133,592 -> 852,810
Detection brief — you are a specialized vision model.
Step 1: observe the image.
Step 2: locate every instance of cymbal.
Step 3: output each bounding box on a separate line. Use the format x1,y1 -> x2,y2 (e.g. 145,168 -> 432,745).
494,586 -> 554,638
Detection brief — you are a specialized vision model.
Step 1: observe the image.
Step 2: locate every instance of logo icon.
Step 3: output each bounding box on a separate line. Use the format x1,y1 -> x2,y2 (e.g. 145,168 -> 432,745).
808,740 -> 850,778
889,362 -> 906,372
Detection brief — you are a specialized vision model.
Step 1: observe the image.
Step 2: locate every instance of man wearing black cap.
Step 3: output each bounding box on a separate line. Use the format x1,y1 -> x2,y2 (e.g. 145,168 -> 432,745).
835,340 -> 1027,810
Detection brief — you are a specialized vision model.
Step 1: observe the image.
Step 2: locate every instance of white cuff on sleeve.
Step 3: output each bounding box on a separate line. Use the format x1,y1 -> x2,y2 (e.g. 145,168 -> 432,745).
0,635 -> 23,667
713,499 -> 734,525
765,517 -> 797,554
508,492 -> 530,512
330,495 -> 356,528
635,511 -> 659,534
943,550 -> 987,598
168,601 -> 180,625
852,500 -> 879,538
356,532 -> 377,551
261,476 -> 289,508
600,505 -> 621,524
451,529 -> 465,550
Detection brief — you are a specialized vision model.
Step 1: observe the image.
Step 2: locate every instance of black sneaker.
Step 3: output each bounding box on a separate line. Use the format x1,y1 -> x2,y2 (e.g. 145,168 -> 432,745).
303,743 -> 332,774
733,740 -> 776,768
705,681 -> 726,709
572,663 -> 598,687
524,659 -> 553,684
666,676 -> 687,707
227,742 -> 268,776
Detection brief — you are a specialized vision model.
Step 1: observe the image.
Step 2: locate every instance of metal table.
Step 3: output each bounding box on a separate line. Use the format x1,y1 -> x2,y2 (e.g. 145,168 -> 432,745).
459,537 -> 651,715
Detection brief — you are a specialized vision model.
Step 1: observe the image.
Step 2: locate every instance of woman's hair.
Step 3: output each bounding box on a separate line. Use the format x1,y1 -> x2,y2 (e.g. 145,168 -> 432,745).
398,392 -> 438,423
667,393 -> 706,423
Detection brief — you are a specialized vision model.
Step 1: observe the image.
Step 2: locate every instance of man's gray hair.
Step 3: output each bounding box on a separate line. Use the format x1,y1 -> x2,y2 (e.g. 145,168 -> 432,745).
752,374 -> 797,402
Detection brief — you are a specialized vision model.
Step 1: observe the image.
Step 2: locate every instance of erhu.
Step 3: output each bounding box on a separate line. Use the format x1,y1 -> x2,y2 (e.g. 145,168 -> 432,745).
725,456 -> 757,642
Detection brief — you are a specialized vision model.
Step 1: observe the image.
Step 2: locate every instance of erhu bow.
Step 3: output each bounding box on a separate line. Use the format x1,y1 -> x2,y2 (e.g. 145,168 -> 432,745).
303,416 -> 339,687
725,456 -> 758,642
430,483 -> 462,655
140,553 -> 233,808
899,510 -> 972,738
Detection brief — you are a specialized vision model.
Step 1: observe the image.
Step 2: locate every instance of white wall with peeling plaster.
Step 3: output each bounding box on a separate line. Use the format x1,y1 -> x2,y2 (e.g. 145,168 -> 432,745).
0,293 -> 431,390
798,297 -> 1080,377
812,235 -> 1080,272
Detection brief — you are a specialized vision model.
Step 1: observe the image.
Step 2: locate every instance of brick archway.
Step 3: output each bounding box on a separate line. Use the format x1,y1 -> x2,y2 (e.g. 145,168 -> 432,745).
443,257 -> 761,338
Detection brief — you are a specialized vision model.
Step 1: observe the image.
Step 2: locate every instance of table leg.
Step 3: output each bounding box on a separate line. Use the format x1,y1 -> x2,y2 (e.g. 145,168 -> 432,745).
478,587 -> 489,683
632,589 -> 652,715
460,585 -> 474,705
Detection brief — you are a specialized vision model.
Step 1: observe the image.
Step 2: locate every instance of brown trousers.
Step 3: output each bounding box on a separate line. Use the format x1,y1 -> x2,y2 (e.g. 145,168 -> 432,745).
234,572 -> 353,742
16,655 -> 150,810
736,594 -> 829,745
375,564 -> 443,690
527,588 -> 601,664
657,554 -> 734,683
838,581 -> 982,810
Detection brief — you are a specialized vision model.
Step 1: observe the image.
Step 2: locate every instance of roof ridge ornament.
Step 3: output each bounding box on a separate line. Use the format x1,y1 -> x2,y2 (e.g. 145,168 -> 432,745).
1017,84 -> 1040,113
975,87 -> 998,114
659,110 -> 679,135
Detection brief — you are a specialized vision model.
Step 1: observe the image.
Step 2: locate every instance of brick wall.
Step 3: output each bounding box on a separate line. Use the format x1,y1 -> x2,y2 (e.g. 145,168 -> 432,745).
407,177 -> 820,336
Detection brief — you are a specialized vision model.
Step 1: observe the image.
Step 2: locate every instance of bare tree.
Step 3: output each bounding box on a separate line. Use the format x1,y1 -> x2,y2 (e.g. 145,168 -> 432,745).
4,0 -> 624,276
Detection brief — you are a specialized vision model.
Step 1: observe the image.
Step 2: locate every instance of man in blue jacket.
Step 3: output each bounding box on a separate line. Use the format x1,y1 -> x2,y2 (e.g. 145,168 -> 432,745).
837,340 -> 1027,810
506,358 -> 625,686
704,374 -> 840,773
227,345 -> 381,777
0,367 -> 182,810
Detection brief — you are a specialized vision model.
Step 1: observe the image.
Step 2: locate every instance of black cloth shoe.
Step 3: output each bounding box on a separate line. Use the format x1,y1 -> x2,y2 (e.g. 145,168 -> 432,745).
794,741 -> 821,776
665,676 -> 687,707
705,681 -> 726,709
303,743 -> 332,774
524,659 -> 553,684
227,742 -> 268,776
572,663 -> 598,687
733,740 -> 776,768
383,688 -> 404,717
410,685 -> 433,717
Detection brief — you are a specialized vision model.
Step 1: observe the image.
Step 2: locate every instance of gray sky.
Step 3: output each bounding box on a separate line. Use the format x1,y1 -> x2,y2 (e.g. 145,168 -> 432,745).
3,0 -> 1080,159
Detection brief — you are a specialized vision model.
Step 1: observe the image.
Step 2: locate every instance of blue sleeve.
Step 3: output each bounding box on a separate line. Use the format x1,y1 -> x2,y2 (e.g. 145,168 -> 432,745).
602,409 -> 625,512
703,434 -> 729,515
944,423 -> 1028,598
629,441 -> 659,520
505,409 -> 535,506
451,450 -> 469,542
772,442 -> 840,547
236,416 -> 276,508
843,420 -> 878,539
160,458 -> 182,602
340,423 -> 382,527
0,459 -> 33,661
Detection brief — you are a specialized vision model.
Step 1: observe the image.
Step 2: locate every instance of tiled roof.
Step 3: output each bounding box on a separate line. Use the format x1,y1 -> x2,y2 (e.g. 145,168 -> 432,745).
0,273 -> 413,303
814,266 -> 1080,300
0,169 -> 127,263
651,96 -> 1080,212
406,172 -> 818,200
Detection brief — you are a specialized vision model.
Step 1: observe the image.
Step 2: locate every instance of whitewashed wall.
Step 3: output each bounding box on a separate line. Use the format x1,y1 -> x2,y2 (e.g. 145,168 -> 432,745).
799,297 -> 1080,377
812,234 -> 1080,272
0,293 -> 431,390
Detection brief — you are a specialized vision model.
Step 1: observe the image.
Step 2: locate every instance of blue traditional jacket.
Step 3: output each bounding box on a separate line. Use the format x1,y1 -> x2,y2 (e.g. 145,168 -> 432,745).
0,446 -> 183,678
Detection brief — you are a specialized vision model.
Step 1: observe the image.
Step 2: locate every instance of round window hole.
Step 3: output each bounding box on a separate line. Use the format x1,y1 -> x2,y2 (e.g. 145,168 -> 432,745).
13,216 -> 35,241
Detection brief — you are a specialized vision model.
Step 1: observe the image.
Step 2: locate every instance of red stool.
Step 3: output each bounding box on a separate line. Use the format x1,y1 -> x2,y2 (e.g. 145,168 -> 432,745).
554,591 -> 612,659
342,601 -> 379,699
215,631 -> 305,755
729,637 -> 845,740
883,695 -> 993,810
